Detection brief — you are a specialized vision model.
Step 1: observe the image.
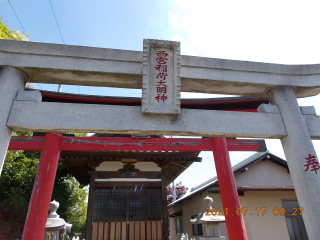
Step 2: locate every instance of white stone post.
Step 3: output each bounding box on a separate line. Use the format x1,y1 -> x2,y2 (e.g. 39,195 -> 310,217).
269,86 -> 320,240
0,66 -> 26,175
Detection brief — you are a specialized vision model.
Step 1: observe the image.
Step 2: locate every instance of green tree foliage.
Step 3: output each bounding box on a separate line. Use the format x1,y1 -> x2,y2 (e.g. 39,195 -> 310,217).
0,16 -> 29,41
51,169 -> 88,235
0,149 -> 88,239
0,150 -> 39,239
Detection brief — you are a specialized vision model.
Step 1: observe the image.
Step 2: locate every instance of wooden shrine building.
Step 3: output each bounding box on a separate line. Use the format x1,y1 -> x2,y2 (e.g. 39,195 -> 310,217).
60,136 -> 201,240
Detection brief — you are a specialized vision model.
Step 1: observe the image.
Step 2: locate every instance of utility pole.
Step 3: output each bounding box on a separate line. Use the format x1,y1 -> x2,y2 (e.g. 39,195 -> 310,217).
172,181 -> 176,202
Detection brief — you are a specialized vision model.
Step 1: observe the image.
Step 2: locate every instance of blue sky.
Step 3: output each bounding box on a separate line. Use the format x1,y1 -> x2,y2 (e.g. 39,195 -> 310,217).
0,0 -> 178,96
1,0 -> 320,188
1,0 -> 176,48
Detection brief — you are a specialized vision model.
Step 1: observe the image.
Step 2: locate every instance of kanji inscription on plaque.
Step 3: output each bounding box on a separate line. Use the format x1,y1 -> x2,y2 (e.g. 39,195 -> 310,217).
142,39 -> 181,114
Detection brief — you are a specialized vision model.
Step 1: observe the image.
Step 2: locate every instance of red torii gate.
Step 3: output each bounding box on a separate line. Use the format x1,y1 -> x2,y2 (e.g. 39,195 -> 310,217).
9,135 -> 266,240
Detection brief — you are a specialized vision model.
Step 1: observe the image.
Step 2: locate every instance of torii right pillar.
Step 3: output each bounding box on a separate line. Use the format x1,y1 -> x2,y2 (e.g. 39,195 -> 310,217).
269,86 -> 320,240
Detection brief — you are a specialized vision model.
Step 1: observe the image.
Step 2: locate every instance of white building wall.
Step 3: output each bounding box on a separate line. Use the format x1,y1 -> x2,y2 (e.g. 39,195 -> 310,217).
235,160 -> 293,187
169,160 -> 297,240
242,191 -> 297,240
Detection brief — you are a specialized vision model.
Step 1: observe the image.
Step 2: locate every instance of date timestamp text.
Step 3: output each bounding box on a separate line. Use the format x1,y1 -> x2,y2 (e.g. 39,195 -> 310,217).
205,207 -> 304,216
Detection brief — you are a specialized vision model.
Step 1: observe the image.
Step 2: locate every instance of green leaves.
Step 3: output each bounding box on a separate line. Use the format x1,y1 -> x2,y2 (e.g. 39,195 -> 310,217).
51,164 -> 88,235
0,150 -> 38,200
0,150 -> 88,239
52,175 -> 88,234
0,16 -> 29,41
0,137 -> 88,238
0,150 -> 39,239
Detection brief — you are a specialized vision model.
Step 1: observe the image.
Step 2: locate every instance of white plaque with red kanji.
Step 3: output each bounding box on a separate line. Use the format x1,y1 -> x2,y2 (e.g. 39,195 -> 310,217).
142,39 -> 181,114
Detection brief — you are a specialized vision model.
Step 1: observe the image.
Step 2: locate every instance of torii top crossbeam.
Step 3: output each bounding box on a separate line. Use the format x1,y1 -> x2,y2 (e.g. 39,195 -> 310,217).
0,39 -> 320,139
1,39 -> 320,98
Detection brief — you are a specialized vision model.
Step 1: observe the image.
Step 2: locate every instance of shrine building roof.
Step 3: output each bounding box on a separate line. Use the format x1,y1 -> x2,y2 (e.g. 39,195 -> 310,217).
35,89 -> 269,112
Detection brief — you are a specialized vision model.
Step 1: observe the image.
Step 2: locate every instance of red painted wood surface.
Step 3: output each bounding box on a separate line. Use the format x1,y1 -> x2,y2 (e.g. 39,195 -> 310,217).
9,136 -> 44,150
212,137 -> 248,240
9,136 -> 266,152
21,133 -> 62,240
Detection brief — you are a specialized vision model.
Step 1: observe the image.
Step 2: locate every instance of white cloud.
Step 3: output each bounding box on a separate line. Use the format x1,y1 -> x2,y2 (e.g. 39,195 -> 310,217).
168,12 -> 182,29
298,95 -> 320,115
169,0 -> 320,64
172,34 -> 198,56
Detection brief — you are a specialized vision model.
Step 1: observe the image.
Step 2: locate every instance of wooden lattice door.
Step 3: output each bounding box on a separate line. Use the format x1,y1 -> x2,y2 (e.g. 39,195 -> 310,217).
92,188 -> 162,240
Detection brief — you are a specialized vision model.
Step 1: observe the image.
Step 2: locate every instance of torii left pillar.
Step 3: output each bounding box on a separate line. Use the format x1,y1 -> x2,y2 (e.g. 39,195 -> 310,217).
21,133 -> 62,240
0,66 -> 26,175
